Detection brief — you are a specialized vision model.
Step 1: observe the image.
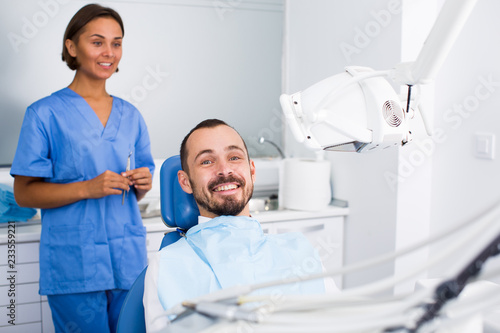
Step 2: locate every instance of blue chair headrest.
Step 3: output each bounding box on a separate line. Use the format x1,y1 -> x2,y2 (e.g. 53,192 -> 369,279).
160,155 -> 199,230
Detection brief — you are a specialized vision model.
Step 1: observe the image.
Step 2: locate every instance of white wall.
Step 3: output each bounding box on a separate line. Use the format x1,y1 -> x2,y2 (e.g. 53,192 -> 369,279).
429,0 -> 500,282
0,0 -> 284,165
283,0 -> 402,288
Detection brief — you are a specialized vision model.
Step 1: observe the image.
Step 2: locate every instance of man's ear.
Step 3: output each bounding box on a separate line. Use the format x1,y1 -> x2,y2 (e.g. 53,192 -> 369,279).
249,159 -> 256,184
177,170 -> 193,194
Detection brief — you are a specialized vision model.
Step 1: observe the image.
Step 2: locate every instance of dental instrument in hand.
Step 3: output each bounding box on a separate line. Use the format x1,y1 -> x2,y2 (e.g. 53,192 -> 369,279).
122,151 -> 132,205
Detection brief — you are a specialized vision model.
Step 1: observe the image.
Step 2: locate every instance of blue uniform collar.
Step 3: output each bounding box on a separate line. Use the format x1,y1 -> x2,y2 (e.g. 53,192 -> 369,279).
59,87 -> 121,140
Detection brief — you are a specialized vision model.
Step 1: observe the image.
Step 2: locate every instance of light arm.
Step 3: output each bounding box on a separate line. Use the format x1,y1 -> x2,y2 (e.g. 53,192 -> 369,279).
393,0 -> 478,85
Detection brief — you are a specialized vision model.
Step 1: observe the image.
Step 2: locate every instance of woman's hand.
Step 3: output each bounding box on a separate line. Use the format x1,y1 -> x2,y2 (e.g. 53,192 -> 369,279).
14,170 -> 130,209
14,168 -> 151,209
84,170 -> 131,199
121,167 -> 153,201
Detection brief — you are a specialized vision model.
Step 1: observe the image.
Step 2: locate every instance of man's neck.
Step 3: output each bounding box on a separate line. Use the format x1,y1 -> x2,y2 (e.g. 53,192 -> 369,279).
198,206 -> 251,220
198,210 -> 252,224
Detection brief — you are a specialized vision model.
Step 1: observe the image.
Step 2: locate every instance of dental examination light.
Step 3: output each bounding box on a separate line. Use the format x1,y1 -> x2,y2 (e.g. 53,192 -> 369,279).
280,0 -> 478,153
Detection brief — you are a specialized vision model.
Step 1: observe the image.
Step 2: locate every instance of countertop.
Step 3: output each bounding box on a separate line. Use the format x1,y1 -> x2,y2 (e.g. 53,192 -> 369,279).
0,203 -> 349,244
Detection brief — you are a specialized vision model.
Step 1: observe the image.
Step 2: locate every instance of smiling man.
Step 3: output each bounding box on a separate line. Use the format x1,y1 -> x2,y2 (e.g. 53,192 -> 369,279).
177,118 -> 255,218
143,119 -> 329,332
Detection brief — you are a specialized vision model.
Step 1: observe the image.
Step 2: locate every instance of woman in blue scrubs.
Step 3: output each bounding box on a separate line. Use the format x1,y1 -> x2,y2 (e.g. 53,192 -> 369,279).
10,4 -> 155,332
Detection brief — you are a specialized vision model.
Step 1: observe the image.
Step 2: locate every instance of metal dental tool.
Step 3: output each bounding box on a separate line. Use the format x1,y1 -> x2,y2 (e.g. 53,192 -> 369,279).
122,151 -> 132,205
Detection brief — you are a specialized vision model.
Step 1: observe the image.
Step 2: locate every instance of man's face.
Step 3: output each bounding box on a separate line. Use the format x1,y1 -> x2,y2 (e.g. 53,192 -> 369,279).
178,125 -> 256,218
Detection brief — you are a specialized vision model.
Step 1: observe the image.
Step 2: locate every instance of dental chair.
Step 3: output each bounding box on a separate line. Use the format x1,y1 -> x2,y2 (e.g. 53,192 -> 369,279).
116,155 -> 199,333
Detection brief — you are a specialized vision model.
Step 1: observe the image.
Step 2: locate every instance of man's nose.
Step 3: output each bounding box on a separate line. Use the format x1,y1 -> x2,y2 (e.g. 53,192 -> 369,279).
216,160 -> 233,176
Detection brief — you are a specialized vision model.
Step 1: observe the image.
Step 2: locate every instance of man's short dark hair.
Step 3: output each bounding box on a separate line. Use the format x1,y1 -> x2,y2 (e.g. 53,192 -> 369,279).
180,119 -> 249,173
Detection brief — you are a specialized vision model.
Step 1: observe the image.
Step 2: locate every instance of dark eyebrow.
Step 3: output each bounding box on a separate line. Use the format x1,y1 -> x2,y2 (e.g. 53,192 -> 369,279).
193,145 -> 245,163
89,34 -> 122,40
226,145 -> 245,154
194,149 -> 214,163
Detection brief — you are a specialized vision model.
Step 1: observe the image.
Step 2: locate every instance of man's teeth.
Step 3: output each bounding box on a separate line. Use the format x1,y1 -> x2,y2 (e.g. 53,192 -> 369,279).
214,184 -> 238,192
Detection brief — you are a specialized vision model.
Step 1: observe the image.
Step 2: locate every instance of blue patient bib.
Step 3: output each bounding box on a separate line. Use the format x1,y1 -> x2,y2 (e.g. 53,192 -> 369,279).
157,216 -> 324,310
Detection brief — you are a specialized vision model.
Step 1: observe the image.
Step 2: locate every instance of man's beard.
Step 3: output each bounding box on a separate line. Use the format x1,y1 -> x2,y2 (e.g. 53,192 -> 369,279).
190,174 -> 253,216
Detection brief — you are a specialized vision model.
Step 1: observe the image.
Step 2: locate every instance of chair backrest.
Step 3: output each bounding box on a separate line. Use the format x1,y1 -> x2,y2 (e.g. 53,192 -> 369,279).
160,155 -> 199,230
116,155 -> 200,333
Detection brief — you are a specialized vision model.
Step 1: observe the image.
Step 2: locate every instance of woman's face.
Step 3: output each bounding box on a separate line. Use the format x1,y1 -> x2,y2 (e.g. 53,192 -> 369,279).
66,17 -> 123,81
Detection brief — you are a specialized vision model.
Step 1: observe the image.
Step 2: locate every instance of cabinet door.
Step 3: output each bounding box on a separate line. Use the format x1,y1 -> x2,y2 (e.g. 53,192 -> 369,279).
273,217 -> 344,289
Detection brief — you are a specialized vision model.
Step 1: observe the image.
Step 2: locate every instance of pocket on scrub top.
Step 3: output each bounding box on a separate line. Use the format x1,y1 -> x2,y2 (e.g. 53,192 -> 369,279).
119,224 -> 147,278
49,224 -> 96,282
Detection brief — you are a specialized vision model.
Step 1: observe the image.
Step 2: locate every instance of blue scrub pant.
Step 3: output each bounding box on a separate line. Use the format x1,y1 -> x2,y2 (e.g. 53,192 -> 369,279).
47,289 -> 128,333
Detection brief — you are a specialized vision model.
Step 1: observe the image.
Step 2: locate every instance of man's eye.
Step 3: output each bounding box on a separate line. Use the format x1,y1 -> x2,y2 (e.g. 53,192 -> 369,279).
201,160 -> 212,165
229,156 -> 240,161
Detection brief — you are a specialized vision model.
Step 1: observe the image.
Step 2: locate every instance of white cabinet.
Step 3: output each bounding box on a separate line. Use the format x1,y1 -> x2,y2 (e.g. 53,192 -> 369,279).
263,216 -> 344,288
254,206 -> 346,289
0,205 -> 347,330
0,238 -> 44,332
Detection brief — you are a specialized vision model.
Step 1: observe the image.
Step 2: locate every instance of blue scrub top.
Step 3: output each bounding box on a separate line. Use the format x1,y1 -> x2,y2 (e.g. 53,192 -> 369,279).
10,88 -> 155,295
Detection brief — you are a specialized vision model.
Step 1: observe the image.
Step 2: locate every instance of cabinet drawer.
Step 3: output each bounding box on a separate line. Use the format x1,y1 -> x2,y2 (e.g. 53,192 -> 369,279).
0,301 -> 41,327
0,263 -> 40,286
273,216 -> 341,233
0,242 -> 39,265
0,283 -> 39,306
0,322 -> 41,333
